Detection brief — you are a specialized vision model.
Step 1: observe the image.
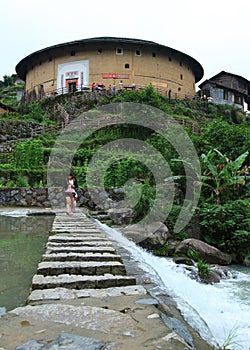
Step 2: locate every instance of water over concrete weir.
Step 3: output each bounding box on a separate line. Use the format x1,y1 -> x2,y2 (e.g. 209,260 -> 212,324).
0,209 -> 213,350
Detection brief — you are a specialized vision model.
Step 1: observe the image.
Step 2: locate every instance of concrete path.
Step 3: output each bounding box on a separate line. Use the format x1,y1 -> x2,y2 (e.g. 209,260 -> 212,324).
0,209 -> 214,350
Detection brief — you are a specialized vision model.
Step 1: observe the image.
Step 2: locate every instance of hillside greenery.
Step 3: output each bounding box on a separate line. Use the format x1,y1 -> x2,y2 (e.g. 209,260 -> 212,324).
0,83 -> 249,262
0,75 -> 24,108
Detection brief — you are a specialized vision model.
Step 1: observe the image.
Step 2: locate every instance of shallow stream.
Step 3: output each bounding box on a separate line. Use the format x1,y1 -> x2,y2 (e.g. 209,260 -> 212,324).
0,211 -> 54,313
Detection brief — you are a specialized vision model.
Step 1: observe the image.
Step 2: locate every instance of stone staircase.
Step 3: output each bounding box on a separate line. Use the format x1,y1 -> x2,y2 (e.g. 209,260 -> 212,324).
29,210 -> 137,302
3,209 -> 207,350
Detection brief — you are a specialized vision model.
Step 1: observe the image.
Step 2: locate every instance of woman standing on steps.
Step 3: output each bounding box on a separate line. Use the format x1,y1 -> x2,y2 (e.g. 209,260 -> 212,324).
64,173 -> 78,215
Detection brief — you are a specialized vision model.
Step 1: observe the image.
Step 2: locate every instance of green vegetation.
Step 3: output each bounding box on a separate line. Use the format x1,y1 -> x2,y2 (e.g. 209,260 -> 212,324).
0,75 -> 24,109
0,83 -> 249,262
187,248 -> 200,261
153,244 -> 170,257
218,324 -> 245,349
198,200 -> 250,262
200,149 -> 249,204
197,260 -> 211,281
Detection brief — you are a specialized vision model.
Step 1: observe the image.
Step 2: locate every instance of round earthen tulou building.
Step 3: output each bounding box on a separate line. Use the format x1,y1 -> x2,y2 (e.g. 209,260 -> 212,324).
16,37 -> 204,100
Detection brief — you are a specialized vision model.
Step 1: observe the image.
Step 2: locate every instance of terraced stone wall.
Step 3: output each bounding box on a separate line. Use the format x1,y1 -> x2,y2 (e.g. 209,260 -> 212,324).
0,187 -> 124,208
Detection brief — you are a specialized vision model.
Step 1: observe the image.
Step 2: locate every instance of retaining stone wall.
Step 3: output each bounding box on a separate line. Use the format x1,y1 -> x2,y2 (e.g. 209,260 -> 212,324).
0,187 -> 124,209
0,120 -> 44,141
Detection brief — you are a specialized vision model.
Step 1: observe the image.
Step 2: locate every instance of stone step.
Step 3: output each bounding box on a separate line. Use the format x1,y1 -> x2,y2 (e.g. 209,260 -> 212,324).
37,261 -> 126,276
48,235 -> 108,243
32,274 -> 136,290
52,225 -> 98,229
49,232 -> 106,237
28,285 -> 147,302
52,221 -> 96,226
50,231 -> 103,235
49,233 -> 106,239
53,225 -> 98,228
51,220 -> 98,228
53,220 -> 94,224
50,228 -> 101,232
51,227 -> 98,232
42,252 -> 122,262
46,245 -> 116,254
52,216 -> 94,223
52,220 -> 95,225
46,241 -> 114,248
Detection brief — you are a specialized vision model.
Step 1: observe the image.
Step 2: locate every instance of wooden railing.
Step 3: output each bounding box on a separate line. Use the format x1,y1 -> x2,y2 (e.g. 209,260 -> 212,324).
21,83 -> 192,104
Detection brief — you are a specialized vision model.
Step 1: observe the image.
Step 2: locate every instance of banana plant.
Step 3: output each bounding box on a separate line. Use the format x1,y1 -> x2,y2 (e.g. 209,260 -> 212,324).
200,149 -> 249,204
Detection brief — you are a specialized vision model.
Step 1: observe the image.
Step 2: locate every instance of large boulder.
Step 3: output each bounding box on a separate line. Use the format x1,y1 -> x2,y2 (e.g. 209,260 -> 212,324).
121,222 -> 170,248
107,208 -> 133,225
175,238 -> 232,265
243,256 -> 250,267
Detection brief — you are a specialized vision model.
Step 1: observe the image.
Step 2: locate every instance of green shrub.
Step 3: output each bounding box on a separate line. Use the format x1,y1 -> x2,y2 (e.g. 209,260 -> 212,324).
197,260 -> 211,281
14,175 -> 29,187
21,101 -> 46,122
164,205 -> 188,239
198,200 -> 250,261
153,244 -> 170,256
187,248 -> 200,261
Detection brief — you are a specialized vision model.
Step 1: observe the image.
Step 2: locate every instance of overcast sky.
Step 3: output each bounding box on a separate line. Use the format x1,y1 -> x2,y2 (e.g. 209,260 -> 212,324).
1,0 -> 250,88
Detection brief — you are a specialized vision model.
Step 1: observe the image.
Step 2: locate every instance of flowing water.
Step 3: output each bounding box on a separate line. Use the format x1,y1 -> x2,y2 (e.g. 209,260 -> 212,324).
0,211 -> 54,313
98,222 -> 250,350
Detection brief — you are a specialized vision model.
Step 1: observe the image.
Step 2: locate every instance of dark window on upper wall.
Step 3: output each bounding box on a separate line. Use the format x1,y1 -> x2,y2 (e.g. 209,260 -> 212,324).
98,49 -> 102,54
116,48 -> 123,55
152,52 -> 156,57
217,89 -> 224,99
125,63 -> 130,69
178,87 -> 181,91
70,50 -> 76,56
135,50 -> 141,56
180,61 -> 182,66
39,61 -> 42,65
235,94 -> 243,104
169,57 -> 172,61
223,89 -> 229,100
49,56 -> 52,62
180,74 -> 183,80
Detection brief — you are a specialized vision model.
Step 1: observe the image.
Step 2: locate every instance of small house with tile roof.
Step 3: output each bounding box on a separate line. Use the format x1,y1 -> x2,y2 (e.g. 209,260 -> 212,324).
198,71 -> 250,110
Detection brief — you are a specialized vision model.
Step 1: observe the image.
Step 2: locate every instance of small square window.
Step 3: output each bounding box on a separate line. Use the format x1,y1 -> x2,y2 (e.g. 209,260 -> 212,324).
135,50 -> 141,56
178,87 -> 181,91
125,63 -> 130,69
152,52 -> 156,57
70,50 -> 76,56
169,57 -> 172,62
98,49 -> 102,54
116,48 -> 123,55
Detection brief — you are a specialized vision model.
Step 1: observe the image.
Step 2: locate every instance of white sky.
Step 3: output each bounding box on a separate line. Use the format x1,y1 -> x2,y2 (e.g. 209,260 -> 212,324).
1,0 -> 250,88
